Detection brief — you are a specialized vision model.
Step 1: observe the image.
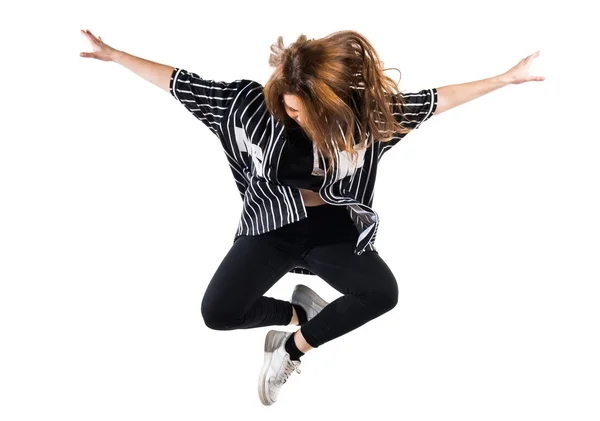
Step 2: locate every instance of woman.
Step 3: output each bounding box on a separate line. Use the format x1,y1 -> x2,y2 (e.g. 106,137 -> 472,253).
79,28 -> 544,406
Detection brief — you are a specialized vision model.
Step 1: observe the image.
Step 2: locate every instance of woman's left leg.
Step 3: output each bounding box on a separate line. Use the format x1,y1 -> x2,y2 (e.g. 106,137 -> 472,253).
297,242 -> 398,349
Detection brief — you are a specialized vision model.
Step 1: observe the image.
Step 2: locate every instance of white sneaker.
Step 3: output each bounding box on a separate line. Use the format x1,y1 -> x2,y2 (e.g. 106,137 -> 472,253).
291,284 -> 329,322
258,330 -> 302,406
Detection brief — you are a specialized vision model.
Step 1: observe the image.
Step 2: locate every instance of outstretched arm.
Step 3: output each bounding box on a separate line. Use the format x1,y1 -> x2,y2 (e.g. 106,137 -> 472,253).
434,50 -> 545,115
80,29 -> 174,92
80,29 -> 252,136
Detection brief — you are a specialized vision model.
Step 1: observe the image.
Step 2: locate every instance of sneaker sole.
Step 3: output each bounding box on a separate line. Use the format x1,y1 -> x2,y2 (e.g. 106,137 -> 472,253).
257,330 -> 282,406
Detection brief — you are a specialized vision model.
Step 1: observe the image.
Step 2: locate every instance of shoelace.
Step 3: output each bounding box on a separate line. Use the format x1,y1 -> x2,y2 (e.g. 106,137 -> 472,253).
271,358 -> 302,388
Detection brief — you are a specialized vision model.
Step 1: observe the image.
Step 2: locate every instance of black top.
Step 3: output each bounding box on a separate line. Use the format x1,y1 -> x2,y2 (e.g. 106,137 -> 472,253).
277,122 -> 325,192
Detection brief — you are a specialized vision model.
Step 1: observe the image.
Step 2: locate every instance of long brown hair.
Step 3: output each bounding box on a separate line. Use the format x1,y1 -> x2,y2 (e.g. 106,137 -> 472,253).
264,30 -> 411,175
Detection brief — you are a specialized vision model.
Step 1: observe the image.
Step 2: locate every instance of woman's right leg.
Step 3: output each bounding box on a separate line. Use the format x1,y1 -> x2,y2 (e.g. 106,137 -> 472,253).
200,234 -> 301,330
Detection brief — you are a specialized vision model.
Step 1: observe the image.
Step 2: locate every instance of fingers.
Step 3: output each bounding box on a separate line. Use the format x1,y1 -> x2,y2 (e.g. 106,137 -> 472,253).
80,29 -> 101,44
526,51 -> 544,82
518,50 -> 540,64
523,75 -> 545,83
80,29 -> 94,44
80,29 -> 94,58
526,50 -> 541,61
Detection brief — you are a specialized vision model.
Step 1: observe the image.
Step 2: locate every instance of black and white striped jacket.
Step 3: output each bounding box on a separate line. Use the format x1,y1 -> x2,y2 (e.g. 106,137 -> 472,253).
169,67 -> 437,275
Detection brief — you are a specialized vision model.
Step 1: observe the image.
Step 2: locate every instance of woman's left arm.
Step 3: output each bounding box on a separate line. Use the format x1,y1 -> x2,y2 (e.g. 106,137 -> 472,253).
434,51 -> 545,115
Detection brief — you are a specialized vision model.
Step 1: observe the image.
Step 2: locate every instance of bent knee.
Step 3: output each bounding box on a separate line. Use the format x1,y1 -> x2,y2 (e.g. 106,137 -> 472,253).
201,300 -> 241,331
361,282 -> 398,315
371,290 -> 398,313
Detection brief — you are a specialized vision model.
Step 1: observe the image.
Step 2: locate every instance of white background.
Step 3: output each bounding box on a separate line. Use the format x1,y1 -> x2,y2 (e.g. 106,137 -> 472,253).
1,0 -> 599,419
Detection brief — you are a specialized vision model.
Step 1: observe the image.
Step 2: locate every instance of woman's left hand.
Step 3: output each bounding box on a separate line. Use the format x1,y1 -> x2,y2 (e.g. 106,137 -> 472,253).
502,50 -> 545,84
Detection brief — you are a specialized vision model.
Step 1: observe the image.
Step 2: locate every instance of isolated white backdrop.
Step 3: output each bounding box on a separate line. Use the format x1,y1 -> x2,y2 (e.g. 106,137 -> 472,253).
1,0 -> 598,420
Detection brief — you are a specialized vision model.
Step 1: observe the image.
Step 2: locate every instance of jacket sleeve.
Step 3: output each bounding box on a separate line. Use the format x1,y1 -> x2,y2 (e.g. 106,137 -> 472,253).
169,67 -> 249,136
393,88 -> 438,130
377,88 -> 438,156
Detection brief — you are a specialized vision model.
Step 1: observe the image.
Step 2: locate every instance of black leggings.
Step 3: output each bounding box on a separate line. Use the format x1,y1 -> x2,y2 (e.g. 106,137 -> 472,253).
200,203 -> 398,348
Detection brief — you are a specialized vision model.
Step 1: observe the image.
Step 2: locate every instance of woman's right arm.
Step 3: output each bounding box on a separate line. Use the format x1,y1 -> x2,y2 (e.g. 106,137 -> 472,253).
80,29 -> 256,135
80,29 -> 173,93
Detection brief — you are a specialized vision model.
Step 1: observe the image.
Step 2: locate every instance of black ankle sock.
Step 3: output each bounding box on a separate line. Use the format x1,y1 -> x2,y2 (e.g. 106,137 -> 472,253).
292,304 -> 308,325
284,332 -> 305,361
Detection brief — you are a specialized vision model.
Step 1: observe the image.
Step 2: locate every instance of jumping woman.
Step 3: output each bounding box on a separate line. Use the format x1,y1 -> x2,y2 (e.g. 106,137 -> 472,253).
79,28 -> 544,406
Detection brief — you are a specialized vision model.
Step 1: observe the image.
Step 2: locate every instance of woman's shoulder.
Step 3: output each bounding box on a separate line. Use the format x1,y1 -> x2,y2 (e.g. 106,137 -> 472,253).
230,79 -> 267,110
243,79 -> 264,89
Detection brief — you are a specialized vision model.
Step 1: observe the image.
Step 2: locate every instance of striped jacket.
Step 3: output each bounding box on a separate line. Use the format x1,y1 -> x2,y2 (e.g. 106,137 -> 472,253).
169,67 -> 437,275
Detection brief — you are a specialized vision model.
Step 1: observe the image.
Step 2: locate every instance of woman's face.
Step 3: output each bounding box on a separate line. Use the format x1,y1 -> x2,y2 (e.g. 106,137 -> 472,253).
283,94 -> 304,126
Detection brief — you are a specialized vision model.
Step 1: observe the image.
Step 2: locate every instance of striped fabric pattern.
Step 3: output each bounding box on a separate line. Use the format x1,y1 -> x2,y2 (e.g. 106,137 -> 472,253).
169,67 -> 437,275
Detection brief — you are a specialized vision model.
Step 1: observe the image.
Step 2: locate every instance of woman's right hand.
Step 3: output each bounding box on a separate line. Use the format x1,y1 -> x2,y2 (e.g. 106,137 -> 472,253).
79,29 -> 119,62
